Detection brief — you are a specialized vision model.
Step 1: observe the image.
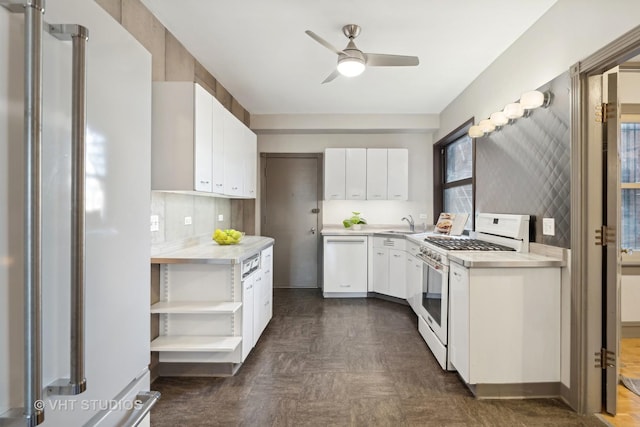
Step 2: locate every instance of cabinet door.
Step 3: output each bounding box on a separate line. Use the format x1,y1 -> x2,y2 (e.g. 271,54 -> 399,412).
449,262 -> 470,382
223,112 -> 244,196
261,247 -> 273,332
243,127 -> 257,198
323,236 -> 368,292
372,247 -> 389,294
253,272 -> 264,346
387,148 -> 408,200
241,275 -> 255,361
211,97 -> 225,193
366,149 -> 388,200
408,256 -> 423,313
345,148 -> 366,200
194,84 -> 213,192
324,148 -> 346,200
388,249 -> 407,299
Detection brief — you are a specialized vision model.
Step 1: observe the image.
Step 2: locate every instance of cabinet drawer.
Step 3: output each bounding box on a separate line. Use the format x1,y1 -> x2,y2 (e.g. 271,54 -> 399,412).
373,236 -> 406,250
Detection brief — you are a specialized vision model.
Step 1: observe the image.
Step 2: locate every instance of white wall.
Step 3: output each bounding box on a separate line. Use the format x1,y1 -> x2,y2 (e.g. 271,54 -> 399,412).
257,132 -> 433,233
437,0 -> 640,140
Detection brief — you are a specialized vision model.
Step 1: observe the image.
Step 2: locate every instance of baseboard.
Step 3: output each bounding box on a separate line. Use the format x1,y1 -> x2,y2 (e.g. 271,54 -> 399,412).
156,362 -> 241,377
622,322 -> 640,338
470,382 -> 561,399
368,292 -> 409,306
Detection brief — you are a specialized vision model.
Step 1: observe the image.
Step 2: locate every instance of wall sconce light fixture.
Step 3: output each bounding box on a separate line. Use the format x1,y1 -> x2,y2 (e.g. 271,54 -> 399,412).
468,89 -> 552,138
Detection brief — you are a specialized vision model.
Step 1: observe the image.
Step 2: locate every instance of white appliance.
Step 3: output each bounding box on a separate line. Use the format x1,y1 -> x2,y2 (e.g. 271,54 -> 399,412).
1,1 -> 158,425
416,213 -> 530,370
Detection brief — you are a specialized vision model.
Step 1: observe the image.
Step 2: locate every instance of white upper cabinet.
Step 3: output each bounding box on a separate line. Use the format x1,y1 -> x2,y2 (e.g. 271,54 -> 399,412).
223,112 -> 244,196
243,126 -> 257,198
324,148 -> 346,200
151,81 -> 199,192
194,84 -> 213,192
211,97 -> 225,194
323,147 -> 408,201
387,148 -> 409,201
345,148 -> 366,200
366,149 -> 388,200
152,82 -> 256,198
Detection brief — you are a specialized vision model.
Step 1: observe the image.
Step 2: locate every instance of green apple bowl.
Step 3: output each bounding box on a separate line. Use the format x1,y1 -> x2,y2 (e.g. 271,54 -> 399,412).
212,229 -> 245,245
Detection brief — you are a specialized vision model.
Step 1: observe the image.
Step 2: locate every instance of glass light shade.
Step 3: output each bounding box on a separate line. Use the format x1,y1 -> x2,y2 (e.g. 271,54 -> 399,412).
468,125 -> 484,138
489,111 -> 509,126
520,90 -> 545,109
503,102 -> 524,119
478,119 -> 495,133
337,57 -> 365,77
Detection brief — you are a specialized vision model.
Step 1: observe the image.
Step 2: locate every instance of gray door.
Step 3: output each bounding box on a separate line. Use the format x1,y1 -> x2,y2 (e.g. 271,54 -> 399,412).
604,71 -> 622,415
262,155 -> 321,288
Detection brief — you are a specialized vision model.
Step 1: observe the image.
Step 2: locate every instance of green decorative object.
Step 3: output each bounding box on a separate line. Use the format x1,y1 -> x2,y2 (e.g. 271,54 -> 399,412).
342,211 -> 367,228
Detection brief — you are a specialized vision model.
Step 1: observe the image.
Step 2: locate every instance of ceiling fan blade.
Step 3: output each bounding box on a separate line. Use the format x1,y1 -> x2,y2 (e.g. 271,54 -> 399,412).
305,30 -> 344,55
364,53 -> 419,67
321,69 -> 340,84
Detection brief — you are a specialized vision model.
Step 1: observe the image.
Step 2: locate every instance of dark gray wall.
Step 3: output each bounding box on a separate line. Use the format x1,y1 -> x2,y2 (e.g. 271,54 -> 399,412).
476,72 -> 571,248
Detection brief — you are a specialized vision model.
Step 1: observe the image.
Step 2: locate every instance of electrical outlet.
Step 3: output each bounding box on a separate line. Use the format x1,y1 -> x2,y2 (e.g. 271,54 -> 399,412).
218,214 -> 224,221
150,215 -> 159,232
419,213 -> 428,220
184,216 -> 192,225
543,218 -> 555,236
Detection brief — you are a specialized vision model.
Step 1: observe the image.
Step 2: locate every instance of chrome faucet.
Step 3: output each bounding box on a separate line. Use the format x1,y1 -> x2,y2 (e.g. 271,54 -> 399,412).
402,215 -> 415,232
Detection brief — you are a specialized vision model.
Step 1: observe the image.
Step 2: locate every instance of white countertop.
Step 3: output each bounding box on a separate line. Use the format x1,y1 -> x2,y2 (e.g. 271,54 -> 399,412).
321,224 -> 431,238
448,251 -> 565,268
151,236 -> 275,265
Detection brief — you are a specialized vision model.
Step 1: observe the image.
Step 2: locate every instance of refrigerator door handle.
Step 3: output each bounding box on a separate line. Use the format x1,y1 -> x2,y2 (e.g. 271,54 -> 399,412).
120,392 -> 161,427
0,1 -> 46,426
45,23 -> 90,398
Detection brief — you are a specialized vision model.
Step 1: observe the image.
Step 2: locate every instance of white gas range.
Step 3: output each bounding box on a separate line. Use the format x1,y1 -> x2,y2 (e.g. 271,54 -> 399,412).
414,213 -> 530,370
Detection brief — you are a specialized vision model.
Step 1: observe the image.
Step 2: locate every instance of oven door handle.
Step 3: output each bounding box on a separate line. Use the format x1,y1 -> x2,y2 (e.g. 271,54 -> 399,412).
417,254 -> 447,272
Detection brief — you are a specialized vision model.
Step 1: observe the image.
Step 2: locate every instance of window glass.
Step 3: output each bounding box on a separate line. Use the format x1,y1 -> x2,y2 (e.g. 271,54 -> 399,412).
621,122 -> 640,251
445,135 -> 472,183
621,123 -> 640,183
621,188 -> 640,250
444,185 -> 472,230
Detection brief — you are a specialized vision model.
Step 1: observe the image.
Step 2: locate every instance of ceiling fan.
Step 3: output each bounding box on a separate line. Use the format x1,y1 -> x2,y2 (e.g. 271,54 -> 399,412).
305,24 -> 419,84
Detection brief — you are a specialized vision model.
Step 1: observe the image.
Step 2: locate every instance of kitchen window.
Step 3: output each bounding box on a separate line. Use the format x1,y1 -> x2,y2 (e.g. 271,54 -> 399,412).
621,111 -> 640,261
433,119 -> 475,231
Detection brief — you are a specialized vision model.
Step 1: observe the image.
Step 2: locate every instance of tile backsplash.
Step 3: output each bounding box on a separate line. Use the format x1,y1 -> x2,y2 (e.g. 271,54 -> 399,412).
475,71 -> 570,248
150,191 -> 231,251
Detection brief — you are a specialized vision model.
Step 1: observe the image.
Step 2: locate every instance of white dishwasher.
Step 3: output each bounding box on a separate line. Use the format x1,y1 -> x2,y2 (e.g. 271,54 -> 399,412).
323,235 -> 368,297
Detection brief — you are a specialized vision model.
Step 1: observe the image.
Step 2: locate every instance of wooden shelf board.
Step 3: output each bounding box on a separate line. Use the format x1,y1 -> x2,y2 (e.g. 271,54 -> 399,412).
150,335 -> 242,352
151,301 -> 241,314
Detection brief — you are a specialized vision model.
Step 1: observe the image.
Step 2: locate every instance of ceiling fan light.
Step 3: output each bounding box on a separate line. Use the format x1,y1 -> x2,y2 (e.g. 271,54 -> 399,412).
489,111 -> 509,126
503,102 -> 525,119
337,56 -> 365,77
520,90 -> 549,109
478,119 -> 495,133
468,125 -> 484,138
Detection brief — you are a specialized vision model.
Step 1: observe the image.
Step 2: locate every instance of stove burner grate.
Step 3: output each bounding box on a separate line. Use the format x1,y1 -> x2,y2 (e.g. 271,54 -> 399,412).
424,237 -> 515,251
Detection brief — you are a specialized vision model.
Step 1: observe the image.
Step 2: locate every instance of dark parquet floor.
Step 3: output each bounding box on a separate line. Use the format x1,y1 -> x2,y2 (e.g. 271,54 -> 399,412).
150,288 -> 604,426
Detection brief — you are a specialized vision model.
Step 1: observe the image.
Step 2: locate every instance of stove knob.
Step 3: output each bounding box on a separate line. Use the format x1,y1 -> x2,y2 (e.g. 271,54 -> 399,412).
436,254 -> 442,262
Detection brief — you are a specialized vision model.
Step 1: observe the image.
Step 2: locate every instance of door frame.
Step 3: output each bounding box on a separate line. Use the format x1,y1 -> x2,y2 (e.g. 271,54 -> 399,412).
259,152 -> 324,288
569,25 -> 640,414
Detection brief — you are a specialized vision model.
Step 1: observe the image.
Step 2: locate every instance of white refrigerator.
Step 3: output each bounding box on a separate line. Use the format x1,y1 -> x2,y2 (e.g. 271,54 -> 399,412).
0,0 -> 157,426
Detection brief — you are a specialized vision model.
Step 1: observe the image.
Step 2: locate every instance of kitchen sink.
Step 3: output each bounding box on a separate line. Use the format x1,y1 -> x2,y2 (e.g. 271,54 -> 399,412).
381,230 -> 418,235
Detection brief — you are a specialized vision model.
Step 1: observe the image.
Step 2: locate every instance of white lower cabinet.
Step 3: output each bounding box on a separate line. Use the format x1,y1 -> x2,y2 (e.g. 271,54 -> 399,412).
323,236 -> 368,296
406,254 -> 423,314
151,245 -> 273,369
449,260 -> 561,386
241,274 -> 255,361
371,237 -> 406,299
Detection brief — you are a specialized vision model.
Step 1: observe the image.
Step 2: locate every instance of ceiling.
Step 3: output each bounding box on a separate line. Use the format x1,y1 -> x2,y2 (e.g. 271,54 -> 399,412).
140,0 -> 557,116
